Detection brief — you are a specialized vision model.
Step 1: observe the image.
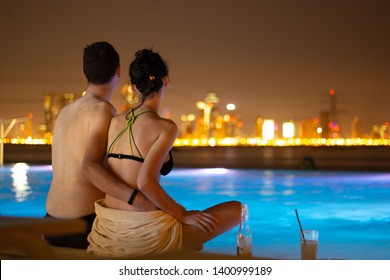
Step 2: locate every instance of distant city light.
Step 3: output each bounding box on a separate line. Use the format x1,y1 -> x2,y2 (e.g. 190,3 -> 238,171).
204,92 -> 219,104
263,119 -> 275,140
282,122 -> 295,138
187,114 -> 196,122
196,101 -> 206,110
208,138 -> 216,147
226,103 -> 236,111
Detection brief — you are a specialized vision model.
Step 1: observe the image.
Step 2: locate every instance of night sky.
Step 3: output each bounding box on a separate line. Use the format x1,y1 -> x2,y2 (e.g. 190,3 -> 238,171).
1,0 -> 389,136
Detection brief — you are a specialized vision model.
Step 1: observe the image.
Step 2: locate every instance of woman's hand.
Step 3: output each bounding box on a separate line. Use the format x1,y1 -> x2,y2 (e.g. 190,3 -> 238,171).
182,211 -> 219,232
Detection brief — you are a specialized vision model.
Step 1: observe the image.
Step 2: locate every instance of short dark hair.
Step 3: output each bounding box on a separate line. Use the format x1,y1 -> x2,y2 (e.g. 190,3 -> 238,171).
129,49 -> 168,97
83,41 -> 120,85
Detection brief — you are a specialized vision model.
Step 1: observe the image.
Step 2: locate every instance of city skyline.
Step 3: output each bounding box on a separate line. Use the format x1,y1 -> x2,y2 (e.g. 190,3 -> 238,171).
1,1 -> 389,137
2,72 -> 388,139
3,89 -> 388,142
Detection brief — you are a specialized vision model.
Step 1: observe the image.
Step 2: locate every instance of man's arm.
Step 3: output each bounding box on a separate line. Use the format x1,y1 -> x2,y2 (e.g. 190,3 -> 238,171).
82,102 -> 157,211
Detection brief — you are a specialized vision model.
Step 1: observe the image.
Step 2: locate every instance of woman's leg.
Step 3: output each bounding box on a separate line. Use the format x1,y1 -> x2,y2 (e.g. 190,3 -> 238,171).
181,200 -> 242,251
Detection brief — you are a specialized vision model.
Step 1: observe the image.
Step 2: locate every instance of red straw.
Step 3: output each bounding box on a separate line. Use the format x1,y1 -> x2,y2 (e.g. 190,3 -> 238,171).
295,209 -> 306,243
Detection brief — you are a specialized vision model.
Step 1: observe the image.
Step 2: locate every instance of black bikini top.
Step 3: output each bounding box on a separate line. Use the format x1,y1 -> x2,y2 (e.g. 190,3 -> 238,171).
107,110 -> 173,176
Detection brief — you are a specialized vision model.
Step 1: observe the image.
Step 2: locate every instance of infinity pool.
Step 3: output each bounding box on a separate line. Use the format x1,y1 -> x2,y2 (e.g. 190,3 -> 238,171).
1,163 -> 389,259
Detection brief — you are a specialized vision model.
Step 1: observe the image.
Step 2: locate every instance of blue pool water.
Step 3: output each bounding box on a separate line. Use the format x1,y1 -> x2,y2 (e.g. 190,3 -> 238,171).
1,163 -> 390,260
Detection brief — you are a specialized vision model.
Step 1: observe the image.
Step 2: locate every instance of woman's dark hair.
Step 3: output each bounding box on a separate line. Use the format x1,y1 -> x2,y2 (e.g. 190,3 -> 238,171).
83,41 -> 120,85
129,49 -> 168,97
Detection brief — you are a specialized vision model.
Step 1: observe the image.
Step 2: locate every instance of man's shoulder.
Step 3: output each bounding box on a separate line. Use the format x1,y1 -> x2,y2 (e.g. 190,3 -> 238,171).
98,102 -> 117,122
80,98 -> 116,117
57,98 -> 116,127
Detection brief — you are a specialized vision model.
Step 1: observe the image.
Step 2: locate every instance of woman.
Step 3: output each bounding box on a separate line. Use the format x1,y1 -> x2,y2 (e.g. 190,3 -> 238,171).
87,49 -> 241,258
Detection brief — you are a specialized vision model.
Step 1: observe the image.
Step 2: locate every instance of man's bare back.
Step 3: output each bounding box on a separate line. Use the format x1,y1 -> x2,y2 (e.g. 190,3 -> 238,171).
46,95 -> 113,218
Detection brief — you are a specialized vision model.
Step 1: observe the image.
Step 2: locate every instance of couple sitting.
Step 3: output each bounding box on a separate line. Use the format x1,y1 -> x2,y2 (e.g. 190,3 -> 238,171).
45,41 -> 241,258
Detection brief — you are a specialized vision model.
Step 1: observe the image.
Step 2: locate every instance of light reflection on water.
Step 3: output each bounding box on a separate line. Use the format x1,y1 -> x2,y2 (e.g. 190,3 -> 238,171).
10,163 -> 31,202
0,164 -> 389,259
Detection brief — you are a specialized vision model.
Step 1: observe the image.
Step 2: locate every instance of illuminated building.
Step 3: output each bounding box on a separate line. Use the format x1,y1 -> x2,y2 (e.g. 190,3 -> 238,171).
120,84 -> 140,111
215,115 -> 226,138
282,121 -> 295,138
180,114 -> 196,138
223,103 -> 236,138
319,111 -> 330,138
351,117 -> 363,138
194,111 -> 205,139
297,118 -> 318,138
43,92 -> 75,135
262,119 -> 275,140
196,92 -> 220,138
192,94 -> 243,139
371,122 -> 389,139
255,116 -> 264,138
327,89 -> 342,138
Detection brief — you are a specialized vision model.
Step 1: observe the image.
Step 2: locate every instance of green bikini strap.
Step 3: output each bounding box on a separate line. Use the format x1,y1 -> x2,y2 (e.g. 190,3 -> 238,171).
108,110 -> 155,156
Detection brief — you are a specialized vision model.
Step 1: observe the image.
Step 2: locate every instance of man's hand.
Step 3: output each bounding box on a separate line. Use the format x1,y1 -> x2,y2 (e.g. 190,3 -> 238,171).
132,190 -> 159,211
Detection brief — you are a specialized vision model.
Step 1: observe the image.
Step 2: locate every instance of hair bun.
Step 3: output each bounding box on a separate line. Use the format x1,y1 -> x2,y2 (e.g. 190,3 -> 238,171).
129,49 -> 168,96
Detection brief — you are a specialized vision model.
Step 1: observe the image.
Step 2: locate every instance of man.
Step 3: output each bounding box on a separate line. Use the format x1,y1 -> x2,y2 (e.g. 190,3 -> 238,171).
45,42 -> 155,249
